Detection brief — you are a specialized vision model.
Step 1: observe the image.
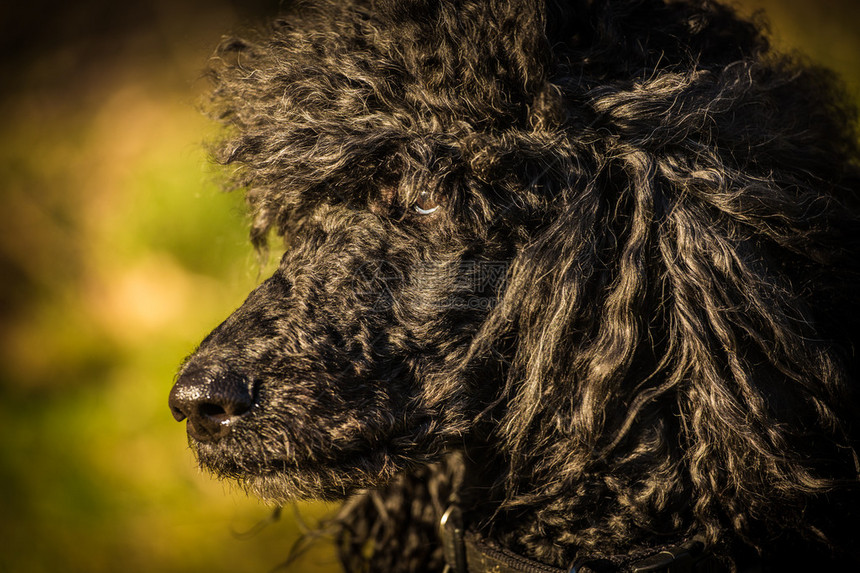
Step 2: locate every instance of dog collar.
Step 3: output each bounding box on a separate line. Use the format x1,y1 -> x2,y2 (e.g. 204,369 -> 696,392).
439,504 -> 748,573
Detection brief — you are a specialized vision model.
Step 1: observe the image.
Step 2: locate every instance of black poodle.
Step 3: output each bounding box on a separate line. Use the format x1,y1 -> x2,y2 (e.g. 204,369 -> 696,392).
169,0 -> 860,571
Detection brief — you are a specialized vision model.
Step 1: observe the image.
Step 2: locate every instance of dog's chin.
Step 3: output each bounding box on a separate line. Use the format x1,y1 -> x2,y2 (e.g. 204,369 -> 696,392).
189,437 -> 402,503
239,472 -> 356,503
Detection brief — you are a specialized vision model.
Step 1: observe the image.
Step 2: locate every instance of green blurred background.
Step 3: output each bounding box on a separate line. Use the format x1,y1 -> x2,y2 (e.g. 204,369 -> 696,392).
0,1 -> 857,571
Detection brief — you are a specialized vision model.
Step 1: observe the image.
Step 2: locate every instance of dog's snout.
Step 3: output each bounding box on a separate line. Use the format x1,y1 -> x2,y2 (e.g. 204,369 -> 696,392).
168,365 -> 254,442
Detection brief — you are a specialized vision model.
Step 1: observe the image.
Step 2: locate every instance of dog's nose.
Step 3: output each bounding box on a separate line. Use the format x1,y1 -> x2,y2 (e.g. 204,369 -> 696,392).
168,366 -> 254,442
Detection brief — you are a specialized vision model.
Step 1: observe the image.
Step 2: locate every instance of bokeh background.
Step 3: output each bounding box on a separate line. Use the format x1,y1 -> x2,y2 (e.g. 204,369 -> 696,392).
0,1 -> 857,571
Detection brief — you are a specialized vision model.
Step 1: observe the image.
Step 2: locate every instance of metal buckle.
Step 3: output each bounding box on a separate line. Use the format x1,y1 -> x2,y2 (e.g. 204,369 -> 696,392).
629,538 -> 704,573
440,504 -> 468,573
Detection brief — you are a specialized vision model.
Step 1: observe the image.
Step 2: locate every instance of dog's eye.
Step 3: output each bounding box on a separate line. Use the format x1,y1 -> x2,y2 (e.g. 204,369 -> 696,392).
413,191 -> 440,215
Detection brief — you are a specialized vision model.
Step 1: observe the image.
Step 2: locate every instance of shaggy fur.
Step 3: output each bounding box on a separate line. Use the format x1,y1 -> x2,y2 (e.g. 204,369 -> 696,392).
171,0 -> 860,570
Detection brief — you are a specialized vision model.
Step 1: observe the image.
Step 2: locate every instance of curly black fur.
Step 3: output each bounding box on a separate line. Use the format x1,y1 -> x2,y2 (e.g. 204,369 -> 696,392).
172,0 -> 860,570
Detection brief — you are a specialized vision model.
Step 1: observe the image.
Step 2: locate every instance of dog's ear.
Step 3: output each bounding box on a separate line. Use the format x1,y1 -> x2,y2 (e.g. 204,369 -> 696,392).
471,141 -> 859,533
476,149 -> 669,466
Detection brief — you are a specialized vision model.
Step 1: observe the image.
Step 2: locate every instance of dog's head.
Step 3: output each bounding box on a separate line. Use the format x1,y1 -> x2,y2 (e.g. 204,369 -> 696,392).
169,0 -> 560,501
169,0 -> 859,548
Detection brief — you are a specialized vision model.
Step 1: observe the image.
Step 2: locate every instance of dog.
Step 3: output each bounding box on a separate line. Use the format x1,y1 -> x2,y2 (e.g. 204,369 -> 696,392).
169,0 -> 860,570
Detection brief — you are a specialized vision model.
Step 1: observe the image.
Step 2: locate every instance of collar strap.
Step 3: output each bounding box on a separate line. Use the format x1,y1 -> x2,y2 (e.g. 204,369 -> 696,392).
440,505 -> 746,573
